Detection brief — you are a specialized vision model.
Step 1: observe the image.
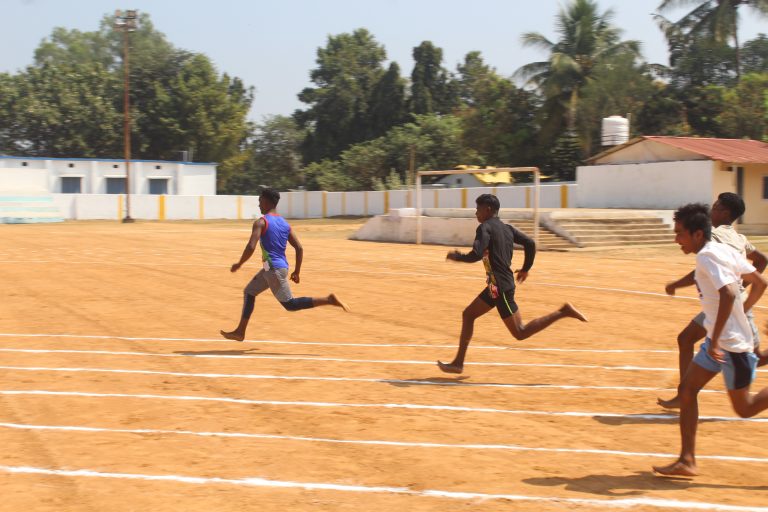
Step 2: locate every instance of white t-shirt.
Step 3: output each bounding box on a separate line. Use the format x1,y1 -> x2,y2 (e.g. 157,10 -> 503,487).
712,224 -> 755,301
695,241 -> 756,352
712,224 -> 756,257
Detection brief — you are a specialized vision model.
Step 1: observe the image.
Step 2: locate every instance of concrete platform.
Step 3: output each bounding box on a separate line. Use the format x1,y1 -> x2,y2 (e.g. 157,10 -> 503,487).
351,208 -> 677,250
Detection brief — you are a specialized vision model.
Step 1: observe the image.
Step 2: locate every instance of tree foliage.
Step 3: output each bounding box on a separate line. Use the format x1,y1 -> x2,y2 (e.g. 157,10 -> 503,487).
2,4 -> 768,194
656,0 -> 768,80
516,0 -> 641,153
409,41 -> 458,115
295,29 -> 390,163
0,12 -> 252,167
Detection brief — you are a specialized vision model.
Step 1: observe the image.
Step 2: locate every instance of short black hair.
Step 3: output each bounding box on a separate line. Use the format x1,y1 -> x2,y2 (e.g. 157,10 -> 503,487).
476,193 -> 500,213
260,187 -> 280,206
674,203 -> 711,240
717,192 -> 745,222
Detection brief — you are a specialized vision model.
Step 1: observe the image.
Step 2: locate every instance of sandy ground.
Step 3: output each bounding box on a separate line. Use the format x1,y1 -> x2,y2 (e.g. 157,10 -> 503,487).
0,219 -> 767,512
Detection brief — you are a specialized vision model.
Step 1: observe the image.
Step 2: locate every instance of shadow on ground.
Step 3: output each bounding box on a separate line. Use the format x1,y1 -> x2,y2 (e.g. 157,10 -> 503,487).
524,471 -> 768,497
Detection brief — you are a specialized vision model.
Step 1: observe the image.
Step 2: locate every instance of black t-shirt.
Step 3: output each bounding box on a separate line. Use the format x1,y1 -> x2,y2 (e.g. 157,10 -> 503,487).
456,216 -> 536,291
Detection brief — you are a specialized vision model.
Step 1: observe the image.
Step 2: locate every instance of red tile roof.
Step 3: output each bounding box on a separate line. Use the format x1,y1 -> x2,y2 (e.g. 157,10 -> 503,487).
589,136 -> 768,164
641,136 -> 768,164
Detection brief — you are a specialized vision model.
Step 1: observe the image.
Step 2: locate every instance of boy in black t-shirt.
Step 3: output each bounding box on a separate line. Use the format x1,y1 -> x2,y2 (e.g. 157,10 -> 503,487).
438,194 -> 587,374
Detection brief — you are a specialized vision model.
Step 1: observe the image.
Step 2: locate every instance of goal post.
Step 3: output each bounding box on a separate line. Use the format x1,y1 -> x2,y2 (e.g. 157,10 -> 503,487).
415,167 -> 540,245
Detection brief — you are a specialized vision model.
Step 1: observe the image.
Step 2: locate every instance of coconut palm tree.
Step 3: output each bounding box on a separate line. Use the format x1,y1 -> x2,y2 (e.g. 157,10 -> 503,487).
657,0 -> 768,80
516,0 -> 640,140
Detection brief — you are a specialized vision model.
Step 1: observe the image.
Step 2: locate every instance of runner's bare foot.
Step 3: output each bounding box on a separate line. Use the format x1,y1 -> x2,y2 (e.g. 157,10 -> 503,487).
657,395 -> 681,409
437,360 -> 463,374
220,330 -> 245,342
652,460 -> 697,477
562,302 -> 588,322
329,293 -> 350,312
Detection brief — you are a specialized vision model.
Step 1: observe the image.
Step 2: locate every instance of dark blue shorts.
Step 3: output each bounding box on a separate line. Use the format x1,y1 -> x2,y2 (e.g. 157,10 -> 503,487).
479,287 -> 519,319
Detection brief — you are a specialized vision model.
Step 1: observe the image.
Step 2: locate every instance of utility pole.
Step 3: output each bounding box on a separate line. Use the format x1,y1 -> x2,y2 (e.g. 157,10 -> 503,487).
115,9 -> 138,223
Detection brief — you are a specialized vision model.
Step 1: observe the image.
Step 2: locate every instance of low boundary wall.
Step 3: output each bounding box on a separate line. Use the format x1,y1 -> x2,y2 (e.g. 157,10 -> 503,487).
50,183 -> 576,220
352,208 -> 676,246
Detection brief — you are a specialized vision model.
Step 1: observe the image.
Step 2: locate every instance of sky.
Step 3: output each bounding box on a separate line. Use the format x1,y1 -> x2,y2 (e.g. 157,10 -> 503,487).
2,0 -> 766,122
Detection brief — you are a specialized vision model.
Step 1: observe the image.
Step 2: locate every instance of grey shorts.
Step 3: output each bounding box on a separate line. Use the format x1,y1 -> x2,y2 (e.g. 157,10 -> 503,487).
692,309 -> 761,347
245,268 -> 293,302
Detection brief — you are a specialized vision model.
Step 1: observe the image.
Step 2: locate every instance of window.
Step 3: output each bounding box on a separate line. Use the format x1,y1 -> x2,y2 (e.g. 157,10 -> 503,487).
61,177 -> 82,193
149,178 -> 168,195
22,162 -> 28,167
68,163 -> 75,168
155,165 -> 162,170
106,177 -> 126,194
763,176 -> 768,200
456,178 -> 462,185
113,164 -> 119,169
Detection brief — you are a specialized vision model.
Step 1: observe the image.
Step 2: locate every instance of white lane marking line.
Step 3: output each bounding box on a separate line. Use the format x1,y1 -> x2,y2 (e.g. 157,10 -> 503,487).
3,390 -> 765,423
2,421 -> 762,463
0,333 -> 677,353
0,348 -> 689,371
0,464 -> 765,511
0,365 -> 720,394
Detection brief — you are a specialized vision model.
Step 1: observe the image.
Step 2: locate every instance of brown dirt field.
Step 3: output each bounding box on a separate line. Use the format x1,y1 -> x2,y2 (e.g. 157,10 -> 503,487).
0,219 -> 767,512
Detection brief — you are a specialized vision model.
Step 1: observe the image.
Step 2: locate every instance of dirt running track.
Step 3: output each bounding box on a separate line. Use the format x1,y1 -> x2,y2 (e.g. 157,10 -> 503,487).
0,219 -> 766,512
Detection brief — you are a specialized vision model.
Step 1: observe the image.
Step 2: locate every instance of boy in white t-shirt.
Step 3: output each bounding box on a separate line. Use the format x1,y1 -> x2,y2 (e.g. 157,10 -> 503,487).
658,193 -> 767,408
653,203 -> 768,477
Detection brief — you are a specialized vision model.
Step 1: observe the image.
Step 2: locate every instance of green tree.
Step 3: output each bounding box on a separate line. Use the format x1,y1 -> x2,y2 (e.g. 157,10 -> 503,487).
367,62 -> 408,140
0,12 -> 253,169
222,115 -> 305,194
635,83 -> 689,135
409,41 -> 459,115
5,61 -> 122,157
454,52 -> 541,168
718,72 -> 768,139
152,54 -> 252,163
577,52 -> 656,152
303,114 -> 476,191
517,0 -> 641,149
657,0 -> 768,80
743,34 -> 768,73
654,13 -> 737,87
295,29 -> 388,163
684,85 -> 727,136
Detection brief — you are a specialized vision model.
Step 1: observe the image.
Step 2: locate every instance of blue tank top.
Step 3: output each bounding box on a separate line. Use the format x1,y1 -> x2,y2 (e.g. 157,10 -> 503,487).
260,214 -> 290,270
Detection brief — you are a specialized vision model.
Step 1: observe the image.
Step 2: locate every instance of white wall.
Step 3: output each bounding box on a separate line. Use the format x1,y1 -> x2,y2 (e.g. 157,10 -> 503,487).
0,168 -> 48,192
46,183 -> 576,221
576,161 -> 714,208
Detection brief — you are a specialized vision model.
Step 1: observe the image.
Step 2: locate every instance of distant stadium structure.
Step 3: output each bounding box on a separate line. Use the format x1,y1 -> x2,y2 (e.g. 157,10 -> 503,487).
0,155 -> 216,195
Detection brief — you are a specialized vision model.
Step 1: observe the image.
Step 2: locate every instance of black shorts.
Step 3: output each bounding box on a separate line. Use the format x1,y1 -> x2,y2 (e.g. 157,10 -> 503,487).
479,287 -> 519,319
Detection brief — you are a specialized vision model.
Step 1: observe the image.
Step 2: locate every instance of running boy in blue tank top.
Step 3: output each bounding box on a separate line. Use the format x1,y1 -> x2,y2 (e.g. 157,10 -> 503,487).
221,188 -> 349,342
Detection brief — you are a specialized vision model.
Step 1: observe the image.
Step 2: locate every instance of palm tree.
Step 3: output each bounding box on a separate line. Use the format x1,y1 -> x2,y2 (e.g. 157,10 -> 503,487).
657,0 -> 768,80
516,0 -> 640,140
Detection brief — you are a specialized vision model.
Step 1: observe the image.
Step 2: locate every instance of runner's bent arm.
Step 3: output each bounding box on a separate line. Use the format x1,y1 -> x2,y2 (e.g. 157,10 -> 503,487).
666,270 -> 696,296
447,224 -> 488,263
231,218 -> 264,272
747,249 -> 767,275
288,230 -> 303,283
709,282 -> 739,362
741,271 -> 767,312
509,225 -> 536,272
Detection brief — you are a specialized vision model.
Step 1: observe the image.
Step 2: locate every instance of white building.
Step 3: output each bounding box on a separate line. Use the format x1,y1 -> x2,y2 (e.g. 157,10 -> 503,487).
577,136 -> 768,233
0,155 -> 217,196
